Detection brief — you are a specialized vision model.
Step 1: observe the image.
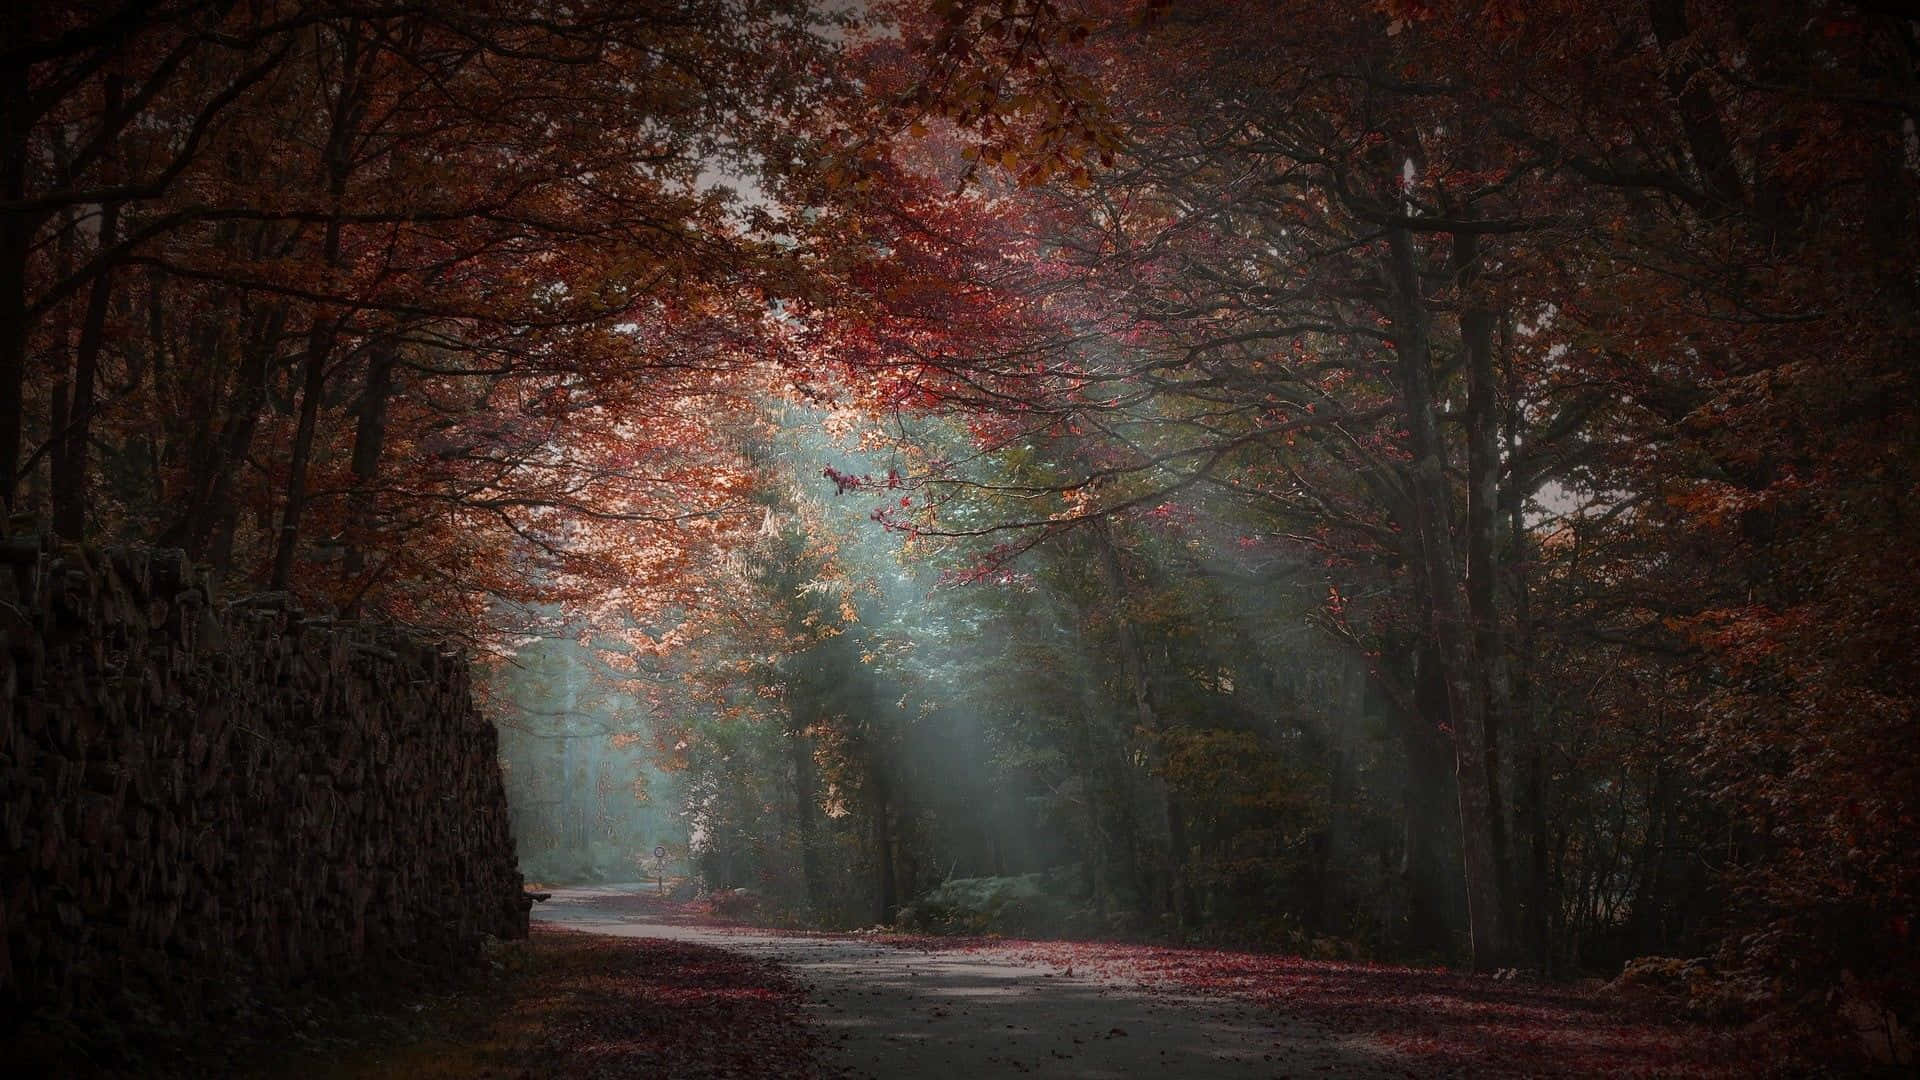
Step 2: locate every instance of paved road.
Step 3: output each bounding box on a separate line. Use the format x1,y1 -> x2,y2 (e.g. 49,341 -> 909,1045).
533,884 -> 1402,1080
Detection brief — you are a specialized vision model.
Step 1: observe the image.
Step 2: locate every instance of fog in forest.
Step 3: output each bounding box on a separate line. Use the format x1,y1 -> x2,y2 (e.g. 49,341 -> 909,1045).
10,0 -> 1915,1071
488,404 -> 1460,958
489,631 -> 688,886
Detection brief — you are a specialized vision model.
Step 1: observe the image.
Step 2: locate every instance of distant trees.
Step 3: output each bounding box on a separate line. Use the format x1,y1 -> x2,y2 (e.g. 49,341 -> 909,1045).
655,410 -> 1420,945
721,0 -> 1919,1035
490,633 -> 682,885
14,0 -> 1914,1046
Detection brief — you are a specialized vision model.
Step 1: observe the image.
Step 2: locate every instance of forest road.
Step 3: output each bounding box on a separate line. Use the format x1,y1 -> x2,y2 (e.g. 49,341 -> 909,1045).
534,884 -> 1406,1080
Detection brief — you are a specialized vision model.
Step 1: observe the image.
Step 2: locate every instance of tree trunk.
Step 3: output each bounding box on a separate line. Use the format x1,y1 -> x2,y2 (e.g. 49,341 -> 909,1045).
1402,640 -> 1462,954
0,28 -> 33,513
50,201 -> 118,540
191,305 -> 286,579
789,720 -> 823,911
270,23 -> 366,590
268,300 -> 338,590
1647,0 -> 1745,211
871,765 -> 897,925
341,336 -> 397,599
1075,708 -> 1113,917
1316,662 -> 1364,934
1454,230 -> 1516,930
0,216 -> 30,515
50,74 -> 123,540
1091,517 -> 1191,927
898,804 -> 920,901
1385,225 -> 1511,970
1501,305 -> 1552,971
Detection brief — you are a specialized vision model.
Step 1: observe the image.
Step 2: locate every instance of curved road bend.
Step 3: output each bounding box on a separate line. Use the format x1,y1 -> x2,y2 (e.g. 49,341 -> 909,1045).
534,884 -> 1405,1080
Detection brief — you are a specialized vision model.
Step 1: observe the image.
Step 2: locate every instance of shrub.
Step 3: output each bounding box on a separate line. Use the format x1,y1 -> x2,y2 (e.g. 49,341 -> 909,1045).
895,874 -> 1077,936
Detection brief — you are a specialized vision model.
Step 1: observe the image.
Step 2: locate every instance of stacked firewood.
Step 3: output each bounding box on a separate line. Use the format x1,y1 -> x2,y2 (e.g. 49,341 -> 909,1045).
0,532 -> 526,1029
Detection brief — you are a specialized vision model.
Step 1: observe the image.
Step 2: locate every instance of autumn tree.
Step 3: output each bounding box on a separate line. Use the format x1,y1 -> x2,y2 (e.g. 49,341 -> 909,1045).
810,0 -> 1916,1011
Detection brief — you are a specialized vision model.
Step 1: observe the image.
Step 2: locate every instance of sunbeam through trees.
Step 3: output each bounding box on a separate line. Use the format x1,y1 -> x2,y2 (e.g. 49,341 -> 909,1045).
3,1 -> 1916,1074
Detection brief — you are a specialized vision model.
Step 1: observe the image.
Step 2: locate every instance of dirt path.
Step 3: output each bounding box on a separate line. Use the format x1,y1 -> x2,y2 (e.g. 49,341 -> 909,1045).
534,884 -> 1406,1080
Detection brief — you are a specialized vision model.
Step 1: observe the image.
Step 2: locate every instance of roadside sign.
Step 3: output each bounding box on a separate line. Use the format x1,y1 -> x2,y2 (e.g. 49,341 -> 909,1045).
653,844 -> 667,860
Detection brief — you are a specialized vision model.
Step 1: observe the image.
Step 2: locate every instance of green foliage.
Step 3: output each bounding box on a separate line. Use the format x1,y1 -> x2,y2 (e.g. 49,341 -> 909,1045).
894,873 -> 1082,937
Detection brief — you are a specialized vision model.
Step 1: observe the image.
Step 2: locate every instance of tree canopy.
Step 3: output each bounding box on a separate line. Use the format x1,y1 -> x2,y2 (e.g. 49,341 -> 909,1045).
10,0 -> 1915,1058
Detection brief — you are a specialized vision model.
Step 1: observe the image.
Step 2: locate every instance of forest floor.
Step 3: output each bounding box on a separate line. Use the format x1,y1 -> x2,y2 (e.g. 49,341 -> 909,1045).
14,916 -> 830,1078
198,923 -> 832,1080
530,883 -> 1827,1079
82,882 -> 1826,1077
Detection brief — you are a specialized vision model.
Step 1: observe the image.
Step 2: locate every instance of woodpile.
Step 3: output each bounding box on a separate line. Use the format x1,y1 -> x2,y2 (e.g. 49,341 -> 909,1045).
0,532 -> 526,1031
